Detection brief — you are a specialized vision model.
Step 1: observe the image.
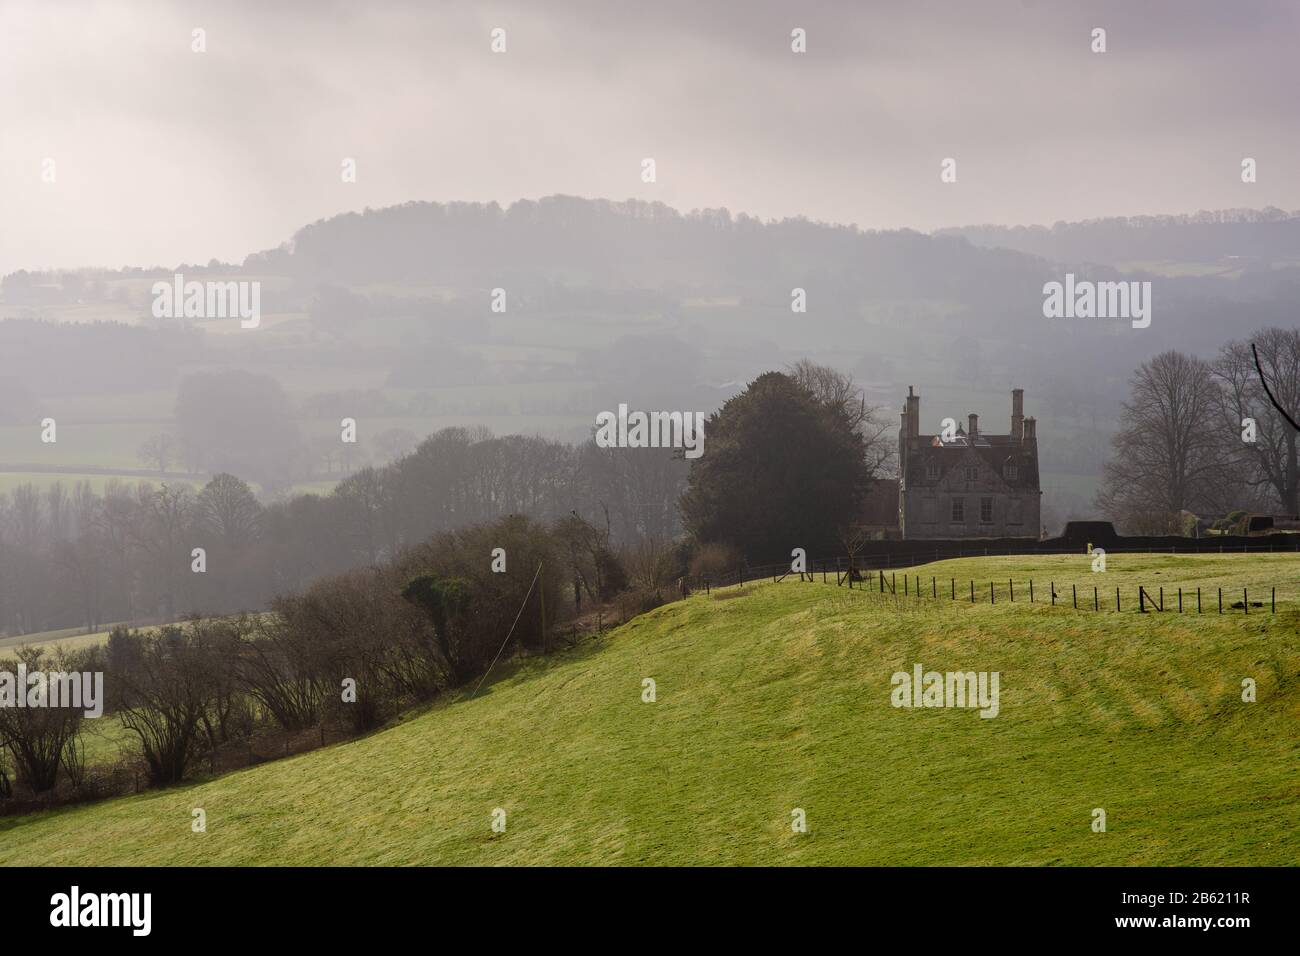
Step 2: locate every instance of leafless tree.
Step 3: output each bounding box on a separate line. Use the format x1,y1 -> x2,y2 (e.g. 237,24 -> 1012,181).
137,432 -> 178,474
0,647 -> 89,793
838,522 -> 871,578
110,625 -> 217,785
1096,350 -> 1240,530
1212,328 -> 1300,514
370,427 -> 419,464
787,359 -> 896,477
196,473 -> 264,550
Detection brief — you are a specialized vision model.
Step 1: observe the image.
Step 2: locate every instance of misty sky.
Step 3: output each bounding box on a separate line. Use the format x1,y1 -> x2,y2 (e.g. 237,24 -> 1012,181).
3,0 -> 1299,275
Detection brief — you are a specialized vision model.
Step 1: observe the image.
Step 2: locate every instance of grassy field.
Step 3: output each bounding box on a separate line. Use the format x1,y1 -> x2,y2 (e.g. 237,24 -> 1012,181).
1,552 -> 1296,866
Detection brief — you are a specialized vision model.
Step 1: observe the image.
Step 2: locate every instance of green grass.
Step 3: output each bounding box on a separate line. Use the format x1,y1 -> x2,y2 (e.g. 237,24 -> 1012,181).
1,552 -> 1296,866
75,716 -> 135,768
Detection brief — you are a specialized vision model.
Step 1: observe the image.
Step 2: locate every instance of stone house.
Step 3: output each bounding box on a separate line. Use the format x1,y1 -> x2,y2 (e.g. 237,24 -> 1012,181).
898,386 -> 1041,539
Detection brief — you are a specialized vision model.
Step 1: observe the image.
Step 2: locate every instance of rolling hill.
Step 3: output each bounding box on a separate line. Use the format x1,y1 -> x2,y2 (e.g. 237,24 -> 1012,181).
1,553 -> 1297,866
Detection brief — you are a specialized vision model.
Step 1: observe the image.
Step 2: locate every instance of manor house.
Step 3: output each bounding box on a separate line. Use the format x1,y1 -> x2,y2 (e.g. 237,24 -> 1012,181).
898,387 -> 1041,539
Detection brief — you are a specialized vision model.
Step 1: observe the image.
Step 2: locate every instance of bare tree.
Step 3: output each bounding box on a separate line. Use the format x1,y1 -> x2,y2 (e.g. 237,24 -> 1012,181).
128,483 -> 197,620
1212,329 -> 1300,514
110,625 -> 217,785
137,433 -> 178,474
1096,350 -> 1240,530
787,359 -> 896,477
838,521 -> 871,578
0,647 -> 88,793
370,427 -> 419,464
196,473 -> 264,550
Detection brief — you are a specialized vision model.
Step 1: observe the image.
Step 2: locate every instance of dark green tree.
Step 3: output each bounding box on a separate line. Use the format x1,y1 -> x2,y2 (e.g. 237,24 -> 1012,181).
401,576 -> 474,683
679,371 -> 873,561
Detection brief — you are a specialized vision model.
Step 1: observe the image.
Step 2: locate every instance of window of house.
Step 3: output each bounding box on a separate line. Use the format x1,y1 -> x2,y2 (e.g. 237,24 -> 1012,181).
951,497 -> 965,522
980,497 -> 993,523
1009,498 -> 1024,524
1004,462 -> 1018,481
964,465 -> 978,481
926,460 -> 940,481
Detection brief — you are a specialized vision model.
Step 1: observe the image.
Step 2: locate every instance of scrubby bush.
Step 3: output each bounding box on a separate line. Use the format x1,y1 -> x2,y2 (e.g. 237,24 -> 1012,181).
688,542 -> 741,581
397,514 -> 563,661
0,646 -> 91,793
109,626 -> 217,786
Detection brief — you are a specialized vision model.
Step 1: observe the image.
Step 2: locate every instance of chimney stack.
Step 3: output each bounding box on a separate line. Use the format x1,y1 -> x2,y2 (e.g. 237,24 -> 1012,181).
968,413 -> 978,437
1011,388 -> 1024,441
1023,416 -> 1036,442
906,386 -> 920,441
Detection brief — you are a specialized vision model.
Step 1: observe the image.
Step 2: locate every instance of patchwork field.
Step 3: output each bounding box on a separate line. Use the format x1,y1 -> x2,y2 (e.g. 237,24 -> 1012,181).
1,553 -> 1296,866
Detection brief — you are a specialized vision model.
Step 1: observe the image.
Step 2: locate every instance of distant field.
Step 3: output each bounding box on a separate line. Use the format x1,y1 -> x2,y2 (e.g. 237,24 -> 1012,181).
0,422 -> 161,470
0,624 -> 120,653
2,551 -> 1295,866
0,471 -> 201,496
1114,260 -> 1244,278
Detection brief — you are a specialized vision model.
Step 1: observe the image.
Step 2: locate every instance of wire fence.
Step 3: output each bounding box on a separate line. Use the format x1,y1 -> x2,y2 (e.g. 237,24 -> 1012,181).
690,548 -> 1294,615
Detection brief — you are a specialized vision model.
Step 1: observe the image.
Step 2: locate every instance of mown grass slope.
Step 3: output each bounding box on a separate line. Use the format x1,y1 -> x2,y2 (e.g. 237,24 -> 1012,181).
2,553 -> 1297,866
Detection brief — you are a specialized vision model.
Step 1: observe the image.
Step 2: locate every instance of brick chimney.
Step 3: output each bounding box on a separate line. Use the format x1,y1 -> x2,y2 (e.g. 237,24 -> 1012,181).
968,413 -> 978,437
1023,416 -> 1036,442
1011,388 -> 1024,441
906,386 -> 920,441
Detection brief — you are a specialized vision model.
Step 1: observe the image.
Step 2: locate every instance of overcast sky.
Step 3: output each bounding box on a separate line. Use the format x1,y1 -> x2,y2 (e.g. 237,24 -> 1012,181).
3,0 -> 1298,274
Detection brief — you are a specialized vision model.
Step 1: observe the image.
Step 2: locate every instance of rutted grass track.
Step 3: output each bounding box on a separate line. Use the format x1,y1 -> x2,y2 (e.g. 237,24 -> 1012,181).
1,553 -> 1297,866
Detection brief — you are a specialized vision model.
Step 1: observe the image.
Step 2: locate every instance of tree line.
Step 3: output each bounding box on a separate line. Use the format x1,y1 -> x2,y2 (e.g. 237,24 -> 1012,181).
0,428 -> 685,638
1096,327 -> 1300,532
0,511 -> 641,802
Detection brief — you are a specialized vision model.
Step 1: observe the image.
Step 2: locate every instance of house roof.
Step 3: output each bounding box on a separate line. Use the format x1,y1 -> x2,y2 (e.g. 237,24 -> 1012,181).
904,434 -> 1040,491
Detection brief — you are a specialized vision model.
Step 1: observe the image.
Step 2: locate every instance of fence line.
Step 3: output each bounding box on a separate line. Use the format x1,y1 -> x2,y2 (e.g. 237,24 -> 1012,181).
692,554 -> 1287,615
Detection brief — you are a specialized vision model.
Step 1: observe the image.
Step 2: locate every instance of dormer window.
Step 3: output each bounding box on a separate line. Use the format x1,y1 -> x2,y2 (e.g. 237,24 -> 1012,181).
925,460 -> 940,481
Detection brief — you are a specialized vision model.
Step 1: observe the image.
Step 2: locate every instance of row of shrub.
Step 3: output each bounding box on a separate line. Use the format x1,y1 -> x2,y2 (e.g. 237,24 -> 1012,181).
1,513 -> 649,805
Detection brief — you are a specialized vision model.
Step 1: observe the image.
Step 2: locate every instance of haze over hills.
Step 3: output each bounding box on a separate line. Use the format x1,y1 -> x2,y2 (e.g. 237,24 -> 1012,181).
937,206 -> 1300,271
2,197 -> 1298,525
